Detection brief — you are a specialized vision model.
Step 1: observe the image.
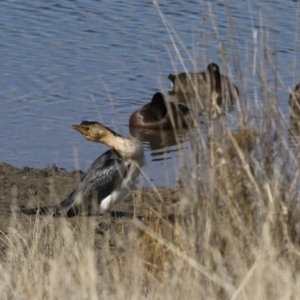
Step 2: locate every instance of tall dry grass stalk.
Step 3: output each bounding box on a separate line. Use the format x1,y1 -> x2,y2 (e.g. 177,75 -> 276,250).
2,2 -> 300,299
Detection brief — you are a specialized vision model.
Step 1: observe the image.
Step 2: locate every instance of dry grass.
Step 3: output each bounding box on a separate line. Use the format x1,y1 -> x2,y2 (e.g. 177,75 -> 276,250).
2,2 -> 300,300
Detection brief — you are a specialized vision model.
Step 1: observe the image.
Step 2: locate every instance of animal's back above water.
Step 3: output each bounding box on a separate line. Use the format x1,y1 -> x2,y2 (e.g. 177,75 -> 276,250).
129,92 -> 193,130
288,84 -> 300,119
168,66 -> 239,108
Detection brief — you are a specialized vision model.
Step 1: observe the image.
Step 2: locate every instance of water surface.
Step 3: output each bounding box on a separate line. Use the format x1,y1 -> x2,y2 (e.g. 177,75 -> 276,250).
1,0 -> 300,186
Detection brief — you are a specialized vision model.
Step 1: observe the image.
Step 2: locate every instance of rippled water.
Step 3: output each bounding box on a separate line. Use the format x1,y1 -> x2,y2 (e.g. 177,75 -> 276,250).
1,0 -> 300,186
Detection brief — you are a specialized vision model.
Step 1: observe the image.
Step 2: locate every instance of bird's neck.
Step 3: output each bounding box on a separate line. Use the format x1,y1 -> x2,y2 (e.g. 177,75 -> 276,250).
101,134 -> 144,165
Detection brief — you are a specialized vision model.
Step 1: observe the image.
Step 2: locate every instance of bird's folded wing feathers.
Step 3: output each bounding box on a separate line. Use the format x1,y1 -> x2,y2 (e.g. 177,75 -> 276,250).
60,149 -> 128,209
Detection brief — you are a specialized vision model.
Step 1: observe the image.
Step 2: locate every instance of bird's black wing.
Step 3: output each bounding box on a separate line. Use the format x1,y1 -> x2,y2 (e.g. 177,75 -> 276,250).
19,149 -> 128,217
60,149 -> 128,210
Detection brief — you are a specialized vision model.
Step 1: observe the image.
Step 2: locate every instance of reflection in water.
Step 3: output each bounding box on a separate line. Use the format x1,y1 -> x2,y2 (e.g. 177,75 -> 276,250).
129,126 -> 191,161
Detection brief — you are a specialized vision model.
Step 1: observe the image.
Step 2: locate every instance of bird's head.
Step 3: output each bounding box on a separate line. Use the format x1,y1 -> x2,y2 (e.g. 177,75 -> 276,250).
72,121 -> 120,143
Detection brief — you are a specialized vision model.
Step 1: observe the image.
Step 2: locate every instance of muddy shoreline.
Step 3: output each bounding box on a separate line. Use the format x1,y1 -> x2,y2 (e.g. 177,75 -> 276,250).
0,162 -> 179,249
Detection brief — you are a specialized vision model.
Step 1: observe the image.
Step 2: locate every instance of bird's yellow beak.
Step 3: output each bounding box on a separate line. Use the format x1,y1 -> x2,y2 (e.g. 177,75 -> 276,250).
72,124 -> 89,136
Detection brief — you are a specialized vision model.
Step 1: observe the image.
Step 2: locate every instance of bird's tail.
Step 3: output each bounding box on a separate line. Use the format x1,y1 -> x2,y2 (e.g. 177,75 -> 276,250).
17,205 -> 59,216
16,192 -> 79,217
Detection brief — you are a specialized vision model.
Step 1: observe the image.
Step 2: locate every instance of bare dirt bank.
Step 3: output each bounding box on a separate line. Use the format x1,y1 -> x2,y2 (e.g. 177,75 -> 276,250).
0,162 -> 180,254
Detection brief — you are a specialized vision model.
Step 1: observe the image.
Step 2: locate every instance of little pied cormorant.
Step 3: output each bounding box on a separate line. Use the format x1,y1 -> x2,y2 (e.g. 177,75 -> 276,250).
19,121 -> 145,217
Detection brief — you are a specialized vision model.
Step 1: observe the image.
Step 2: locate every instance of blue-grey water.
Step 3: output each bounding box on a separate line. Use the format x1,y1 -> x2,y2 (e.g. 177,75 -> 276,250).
1,0 -> 300,186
